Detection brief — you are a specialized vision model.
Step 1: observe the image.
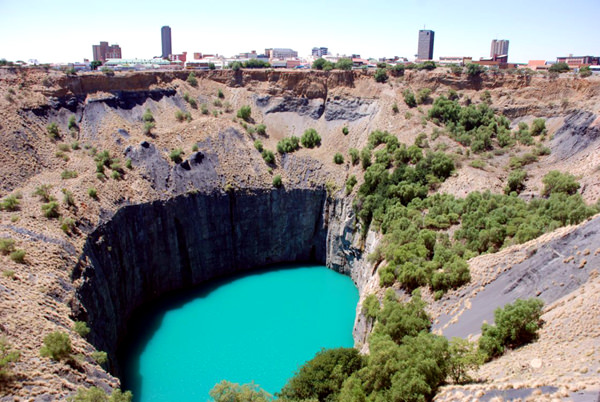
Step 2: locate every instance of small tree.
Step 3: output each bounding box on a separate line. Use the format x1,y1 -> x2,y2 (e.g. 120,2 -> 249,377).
312,58 -> 327,70
530,118 -> 547,136
549,62 -> 569,73
237,105 -> 252,122
447,337 -> 483,383
342,126 -> 349,135
542,170 -> 580,196
335,58 -> 353,71
345,175 -> 357,194
90,61 -> 102,70
504,169 -> 527,194
210,381 -> 272,402
40,331 -> 72,361
300,128 -> 321,148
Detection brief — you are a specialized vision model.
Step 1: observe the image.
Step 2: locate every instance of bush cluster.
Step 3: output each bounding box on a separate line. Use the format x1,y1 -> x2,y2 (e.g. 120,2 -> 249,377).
479,298 -> 544,360
300,128 -> 321,148
277,136 -> 300,154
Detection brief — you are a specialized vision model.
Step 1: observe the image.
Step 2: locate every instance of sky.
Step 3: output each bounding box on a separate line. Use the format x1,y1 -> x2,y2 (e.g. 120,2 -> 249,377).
0,0 -> 598,64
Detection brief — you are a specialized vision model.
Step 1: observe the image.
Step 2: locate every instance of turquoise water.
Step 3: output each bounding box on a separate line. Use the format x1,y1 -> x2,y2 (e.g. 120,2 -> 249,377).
121,265 -> 358,402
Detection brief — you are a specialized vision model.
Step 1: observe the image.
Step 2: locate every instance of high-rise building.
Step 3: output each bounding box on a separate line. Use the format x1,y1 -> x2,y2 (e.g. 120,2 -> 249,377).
417,30 -> 435,60
312,47 -> 328,57
161,26 -> 172,59
265,48 -> 298,59
490,39 -> 509,58
92,42 -> 122,63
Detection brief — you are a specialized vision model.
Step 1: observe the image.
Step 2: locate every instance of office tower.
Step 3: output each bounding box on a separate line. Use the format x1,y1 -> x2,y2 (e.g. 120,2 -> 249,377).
490,39 -> 509,58
417,30 -> 435,60
161,26 -> 172,59
312,47 -> 328,57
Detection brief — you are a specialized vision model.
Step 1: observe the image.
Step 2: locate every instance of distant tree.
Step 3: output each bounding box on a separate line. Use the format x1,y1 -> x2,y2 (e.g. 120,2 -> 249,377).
312,58 -> 327,70
90,61 -> 102,70
549,62 -> 569,73
208,62 -> 216,70
230,61 -> 242,71
374,68 -> 388,83
244,59 -> 270,68
335,58 -> 353,70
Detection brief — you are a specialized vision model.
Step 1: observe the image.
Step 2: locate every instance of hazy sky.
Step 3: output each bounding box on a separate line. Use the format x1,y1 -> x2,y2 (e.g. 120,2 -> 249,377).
1,0 -> 598,64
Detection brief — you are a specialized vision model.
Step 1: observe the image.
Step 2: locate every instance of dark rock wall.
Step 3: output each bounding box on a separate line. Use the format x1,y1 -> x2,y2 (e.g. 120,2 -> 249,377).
74,188 -> 329,374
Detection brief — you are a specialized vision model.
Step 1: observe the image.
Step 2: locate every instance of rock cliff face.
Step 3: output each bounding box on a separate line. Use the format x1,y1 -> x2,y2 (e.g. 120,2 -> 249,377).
74,188 -> 340,375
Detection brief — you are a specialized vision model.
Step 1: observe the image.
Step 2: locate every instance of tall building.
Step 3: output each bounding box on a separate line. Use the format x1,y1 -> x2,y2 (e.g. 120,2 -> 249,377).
265,48 -> 298,59
417,30 -> 435,60
312,47 -> 328,57
490,39 -> 509,58
92,42 -> 121,63
161,26 -> 172,59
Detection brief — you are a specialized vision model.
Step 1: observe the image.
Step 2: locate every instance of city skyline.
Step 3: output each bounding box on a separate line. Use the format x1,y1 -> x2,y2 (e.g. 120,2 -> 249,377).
0,0 -> 598,64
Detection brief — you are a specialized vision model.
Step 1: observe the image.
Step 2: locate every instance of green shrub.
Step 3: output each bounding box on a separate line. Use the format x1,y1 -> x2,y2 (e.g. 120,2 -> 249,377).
71,141 -> 80,150
504,169 -> 527,194
549,62 -> 569,73
125,158 -> 133,169
0,238 -> 16,255
68,387 -> 132,402
447,337 -> 483,383
237,105 -> 252,122
9,249 -> 25,264
272,175 -> 282,188
62,189 -> 75,206
41,201 -> 60,218
217,88 -> 224,99
516,122 -> 533,145
479,298 -> 544,361
262,150 -> 275,164
200,104 -> 209,115
465,63 -> 484,77
186,72 -> 198,87
530,118 -> 547,136
362,294 -> 380,319
403,89 -> 417,108
480,90 -> 492,104
175,109 -> 185,122
254,139 -> 263,152
142,108 -> 154,123
333,153 -> 344,164
111,171 -> 122,180
61,170 -> 78,179
542,170 -> 580,196
92,351 -> 108,365
335,58 -> 353,70
73,321 -> 90,338
143,121 -> 155,135
392,102 -> 399,114
342,126 -> 349,135
277,136 -> 300,153
345,175 -> 357,194
279,348 -> 363,402
47,122 -> 60,139
579,65 -> 592,78
1,194 -> 20,211
256,124 -> 267,136
300,128 -> 321,148
40,331 -> 71,361
191,143 -> 199,152
374,68 -> 388,83
60,217 -> 76,234
68,116 -> 78,131
169,148 -> 184,163
210,381 -> 272,402
416,88 -> 432,105
469,159 -> 486,169
0,336 -> 20,381
349,148 -> 359,165
58,143 -> 71,152
88,188 -> 98,199
360,147 -> 372,170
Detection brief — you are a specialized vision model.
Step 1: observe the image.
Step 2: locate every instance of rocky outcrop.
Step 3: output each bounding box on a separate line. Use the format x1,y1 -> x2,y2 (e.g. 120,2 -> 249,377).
550,111 -> 600,160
